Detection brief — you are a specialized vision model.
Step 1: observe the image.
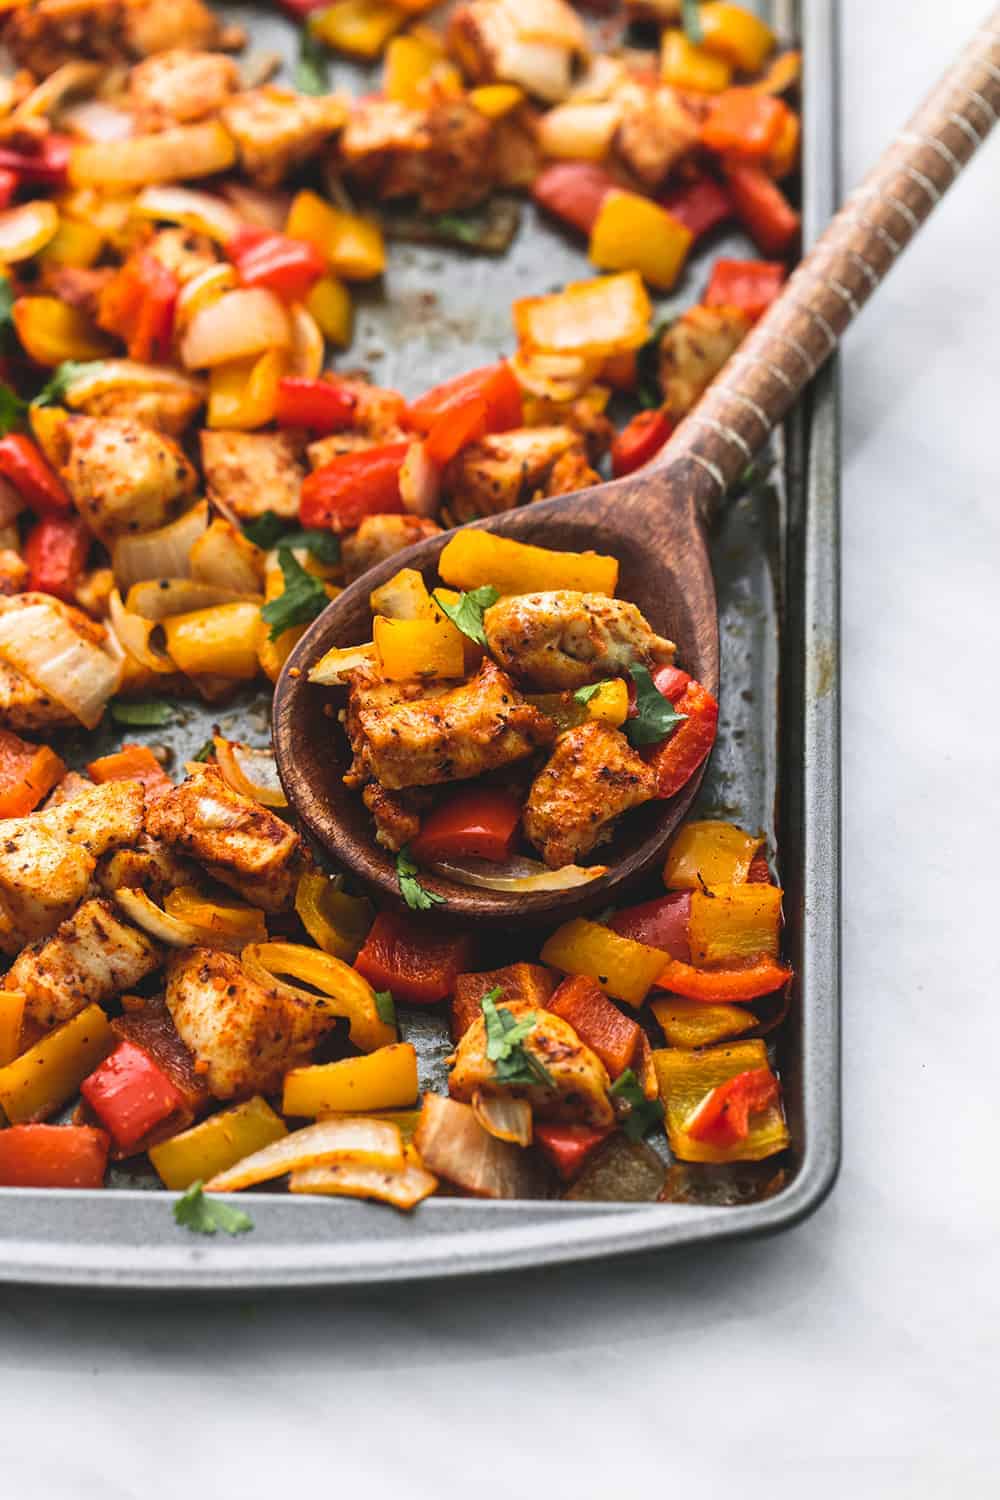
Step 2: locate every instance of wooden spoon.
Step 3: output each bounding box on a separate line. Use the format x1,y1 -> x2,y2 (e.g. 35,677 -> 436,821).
275,18 -> 999,925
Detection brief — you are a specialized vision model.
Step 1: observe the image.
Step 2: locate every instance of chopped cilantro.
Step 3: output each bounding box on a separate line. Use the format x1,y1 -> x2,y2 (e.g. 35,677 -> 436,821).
425,212 -> 484,245
32,360 -> 104,408
173,1181 -> 254,1237
260,548 -> 330,641
624,664 -> 686,748
374,989 -> 397,1026
396,846 -> 445,912
431,585 -> 499,647
0,275 -> 14,334
609,1067 -> 665,1141
110,698 -> 175,727
681,0 -> 704,45
481,989 -> 556,1089
0,384 -> 27,436
192,739 -> 216,762
573,680 -> 613,706
242,511 -> 287,550
296,25 -> 329,95
243,513 -> 341,565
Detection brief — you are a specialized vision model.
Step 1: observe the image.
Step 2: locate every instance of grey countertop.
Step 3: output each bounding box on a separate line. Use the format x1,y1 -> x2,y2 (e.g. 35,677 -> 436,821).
2,2 -> 998,1492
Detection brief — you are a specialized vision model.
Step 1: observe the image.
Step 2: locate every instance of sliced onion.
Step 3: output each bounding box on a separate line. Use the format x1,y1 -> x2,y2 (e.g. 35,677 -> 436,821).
399,441 -> 441,518
506,0 -> 588,50
62,359 -> 206,409
289,1160 -> 437,1210
413,1094 -> 541,1199
495,37 -> 574,102
61,98 -> 134,143
125,578 -> 260,621
219,180 -> 292,230
472,1089 -> 533,1147
509,347 -> 603,401
108,587 -> 174,674
175,263 -> 238,332
537,100 -> 623,161
0,600 -> 121,729
189,520 -> 263,595
308,641 -> 377,686
213,736 -> 287,808
0,200 -> 59,262
133,185 -> 241,244
113,886 -> 252,951
163,886 -> 267,945
287,303 -> 324,380
69,119 -> 237,188
241,941 -> 394,1053
431,855 -> 607,892
16,60 -> 103,119
205,1118 -> 405,1192
180,288 -> 291,370
111,500 -> 208,592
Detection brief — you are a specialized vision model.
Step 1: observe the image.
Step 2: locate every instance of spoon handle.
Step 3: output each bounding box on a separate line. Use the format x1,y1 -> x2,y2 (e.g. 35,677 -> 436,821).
665,7 -> 1000,505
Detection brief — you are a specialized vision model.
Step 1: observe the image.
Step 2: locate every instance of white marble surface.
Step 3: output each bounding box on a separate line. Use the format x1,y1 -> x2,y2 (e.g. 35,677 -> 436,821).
2,3 -> 998,1493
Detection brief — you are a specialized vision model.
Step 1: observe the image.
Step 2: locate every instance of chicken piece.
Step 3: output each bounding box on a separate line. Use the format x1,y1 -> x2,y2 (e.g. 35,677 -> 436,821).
450,961 -> 556,1041
523,721 -> 657,868
59,415 -> 197,540
221,87 -> 347,188
361,780 -> 428,853
0,549 -> 28,597
146,764 -> 302,911
342,515 -> 441,584
123,0 -> 242,57
493,107 -> 542,189
143,226 -> 218,286
166,947 -> 337,1099
540,448 -> 600,499
306,379 -> 409,464
4,897 -> 164,1029
339,98 -> 431,195
68,384 -> 204,437
442,426 -> 586,523
447,0 -> 589,104
128,48 -> 241,127
35,778 -> 145,858
0,660 -> 78,733
0,821 -> 94,954
96,832 -> 198,900
484,591 -> 676,690
42,771 -> 94,809
3,0 -> 239,77
200,429 -> 304,521
378,100 -> 497,214
448,1000 -> 614,1127
613,84 -> 701,188
345,657 -> 555,792
658,305 -> 752,418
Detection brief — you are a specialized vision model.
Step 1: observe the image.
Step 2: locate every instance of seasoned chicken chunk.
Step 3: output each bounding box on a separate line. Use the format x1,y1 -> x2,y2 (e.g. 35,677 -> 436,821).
128,48 -> 241,127
166,947 -> 337,1099
69,383 -> 204,437
345,657 -> 555,792
4,897 -> 164,1029
59,415 -> 197,540
143,227 -> 218,286
3,0 -> 238,77
96,833 -> 197,900
221,87 -> 347,188
36,779 -> 145,858
658,305 -> 752,418
306,380 -> 408,467
42,771 -> 95,809
449,1001 -> 614,1127
201,429 -> 304,521
339,99 -> 430,195
447,0 -> 589,103
442,426 -> 588,523
123,0 -> 242,59
524,721 -> 657,867
614,84 -> 701,188
374,100 -> 498,214
542,448 -> 600,498
146,765 -> 302,911
342,515 -> 441,584
0,659 -> 78,732
361,779 -> 427,853
0,821 -> 94,954
484,591 -> 676,690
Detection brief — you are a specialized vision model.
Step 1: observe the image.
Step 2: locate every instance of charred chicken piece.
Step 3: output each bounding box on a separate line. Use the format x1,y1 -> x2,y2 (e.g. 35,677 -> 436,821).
484,590 -> 675,691
658,305 -> 752,419
342,515 -> 441,584
442,426 -> 590,524
0,821 -> 94,955
58,415 -> 198,541
221,87 -> 347,188
200,429 -> 304,521
523,721 -> 658,868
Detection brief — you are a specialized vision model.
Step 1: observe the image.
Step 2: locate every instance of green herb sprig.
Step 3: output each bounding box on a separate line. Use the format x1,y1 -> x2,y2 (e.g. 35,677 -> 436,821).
481,989 -> 556,1089
173,1181 -> 254,1237
609,1068 -> 665,1141
624,664 -> 687,748
260,549 -> 330,641
431,585 -> 499,647
396,847 -> 445,912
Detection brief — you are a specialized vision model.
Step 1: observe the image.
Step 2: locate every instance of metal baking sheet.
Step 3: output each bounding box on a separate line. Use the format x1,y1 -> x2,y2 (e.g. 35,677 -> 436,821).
0,0 -> 840,1285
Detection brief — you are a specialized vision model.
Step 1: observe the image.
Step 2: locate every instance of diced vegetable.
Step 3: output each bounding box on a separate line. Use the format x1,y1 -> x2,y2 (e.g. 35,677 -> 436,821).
685,1066 -> 780,1147
537,100 -> 623,162
468,84 -> 525,118
0,730 -> 66,818
295,872 -> 374,962
231,228 -> 327,303
651,995 -> 756,1048
205,1116 -> 405,1192
275,376 -> 357,430
438,529 -> 618,597
611,408 -> 673,478
547,974 -> 641,1078
534,1121 -> 611,1181
663,819 -> 763,890
149,1096 -> 287,1191
563,1134 -> 666,1201
87,743 -> 173,797
24,515 -> 90,601
413,1093 -> 541,1199
702,89 -> 789,159
299,442 -> 409,532
16,297 -> 110,367
80,1039 -> 184,1153
97,254 -> 178,363
69,121 -> 237,188
0,991 -> 25,1067
307,640 -> 378,685
0,1125 -> 109,1188
688,882 -> 783,966
724,162 -> 800,255
163,888 -> 268,946
374,614 -> 465,681
611,892 -> 691,961
241,940 -> 396,1052
532,162 -> 616,236
589,193 -> 694,291
410,786 -> 523,864
164,601 -> 262,679
652,1040 -> 788,1162
540,919 -> 667,1008
704,258 -> 785,321
0,1004 -> 115,1124
286,189 -> 386,280
660,176 -> 733,238
289,1158 -> 437,1209
655,955 -> 792,1002
355,910 -> 473,1005
514,271 -> 652,358
698,3 -> 776,73
0,598 -> 123,729
0,434 -> 72,516
310,0 -> 408,59
661,29 -> 732,92
282,1042 -> 419,1116
180,288 -> 291,370
0,200 -> 59,261
644,676 -> 719,798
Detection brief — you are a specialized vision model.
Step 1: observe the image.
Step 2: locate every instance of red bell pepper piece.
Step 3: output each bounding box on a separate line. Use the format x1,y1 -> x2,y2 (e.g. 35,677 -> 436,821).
275,376 -> 357,432
299,441 -> 409,532
610,892 -> 692,962
548,975 -> 641,1079
275,0 -> 329,16
532,162 -> 618,236
0,167 -> 17,210
23,514 -> 90,601
747,852 -> 772,884
98,254 -> 178,362
534,1122 -> 611,1182
0,728 -> 66,818
702,90 -> 789,158
704,257 -> 785,322
0,134 -> 71,186
355,910 -> 474,1005
685,1067 -> 780,1147
0,1124 -> 109,1188
80,1040 -> 185,1153
660,176 -> 732,239
409,786 -> 523,864
611,408 -> 673,478
724,162 -> 801,256
645,678 -> 719,798
232,230 -> 326,302
0,433 -> 72,516
656,954 -> 792,1003
652,664 -> 691,703
409,362 -> 522,451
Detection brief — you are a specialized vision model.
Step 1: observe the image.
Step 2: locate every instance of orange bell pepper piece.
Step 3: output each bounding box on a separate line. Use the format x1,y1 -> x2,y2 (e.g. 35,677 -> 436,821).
450,963 -> 555,1042
0,729 -> 66,817
656,955 -> 792,1002
547,975 -> 640,1079
702,90 -> 789,159
87,743 -> 173,797
688,883 -> 783,967
724,162 -> 801,255
0,1124 -> 109,1188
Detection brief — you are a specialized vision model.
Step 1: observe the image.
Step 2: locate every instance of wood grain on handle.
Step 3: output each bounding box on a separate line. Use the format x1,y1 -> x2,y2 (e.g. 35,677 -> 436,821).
670,9 -> 1000,500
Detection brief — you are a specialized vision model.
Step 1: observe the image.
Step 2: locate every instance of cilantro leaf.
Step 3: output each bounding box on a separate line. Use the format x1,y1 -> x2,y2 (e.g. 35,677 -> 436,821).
173,1181 -> 254,1237
110,698 -> 175,727
609,1067 -> 665,1141
242,513 -> 341,565
573,680 -> 613,706
241,511 -> 287,550
396,846 -> 445,911
480,990 -> 556,1089
296,26 -> 329,95
681,0 -> 703,45
192,738 -> 216,762
0,275 -> 14,332
431,585 -> 499,647
32,360 -> 104,408
374,988 -> 396,1026
425,212 -> 483,245
260,548 -> 330,641
0,384 -> 27,436
624,664 -> 686,748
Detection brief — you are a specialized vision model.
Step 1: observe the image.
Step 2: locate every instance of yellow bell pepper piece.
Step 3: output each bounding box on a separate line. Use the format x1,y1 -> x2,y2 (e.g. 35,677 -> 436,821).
207,349 -> 287,430
241,940 -> 396,1052
652,1039 -> 789,1162
663,820 -> 764,889
295,871 -> 374,962
589,193 -> 694,291
164,602 -> 262,680
469,83 -> 525,119
752,49 -> 802,97
384,32 -> 438,102
514,271 -> 652,359
164,886 -> 268,945
283,1042 -> 419,1117
0,990 -> 24,1067
374,613 -> 465,681
698,2 -> 776,72
149,1096 -> 287,1191
438,529 -> 618,598
540,919 -> 667,1008
11,297 -> 112,367
650,995 -> 755,1049
0,1004 -> 114,1123
310,0 -> 407,58
370,566 -> 434,620
585,678 -> 629,727
688,883 -> 783,967
40,216 -> 105,268
661,29 -> 732,92
286,188 -> 386,280
306,273 -> 353,346
257,554 -> 338,682
28,403 -> 68,466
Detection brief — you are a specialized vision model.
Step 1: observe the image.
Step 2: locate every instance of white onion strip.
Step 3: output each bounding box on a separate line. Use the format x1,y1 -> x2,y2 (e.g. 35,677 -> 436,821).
0,601 -> 121,729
